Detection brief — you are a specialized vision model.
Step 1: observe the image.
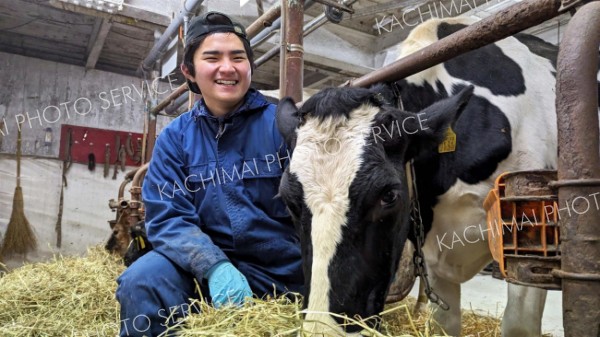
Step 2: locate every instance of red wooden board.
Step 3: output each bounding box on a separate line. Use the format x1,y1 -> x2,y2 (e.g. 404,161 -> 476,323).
58,124 -> 143,166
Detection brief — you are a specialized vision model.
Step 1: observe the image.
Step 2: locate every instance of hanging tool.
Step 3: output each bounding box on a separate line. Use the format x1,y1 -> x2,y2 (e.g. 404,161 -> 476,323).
104,144 -> 111,178
54,128 -> 74,248
88,153 -> 96,171
112,156 -> 119,180
125,133 -> 134,158
118,144 -> 127,171
133,138 -> 142,164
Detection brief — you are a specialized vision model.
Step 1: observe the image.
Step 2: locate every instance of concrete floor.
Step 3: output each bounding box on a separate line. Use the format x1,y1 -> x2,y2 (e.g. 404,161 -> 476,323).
408,273 -> 564,336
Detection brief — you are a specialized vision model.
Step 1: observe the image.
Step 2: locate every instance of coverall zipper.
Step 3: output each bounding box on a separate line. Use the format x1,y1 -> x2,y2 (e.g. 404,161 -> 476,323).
215,119 -> 225,140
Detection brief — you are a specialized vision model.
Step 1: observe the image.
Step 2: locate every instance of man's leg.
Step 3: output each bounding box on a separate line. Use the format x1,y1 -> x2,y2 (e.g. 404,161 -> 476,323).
116,250 -> 201,337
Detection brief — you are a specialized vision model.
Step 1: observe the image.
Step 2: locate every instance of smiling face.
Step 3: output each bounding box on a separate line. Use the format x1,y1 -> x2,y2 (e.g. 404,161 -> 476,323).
182,33 -> 252,117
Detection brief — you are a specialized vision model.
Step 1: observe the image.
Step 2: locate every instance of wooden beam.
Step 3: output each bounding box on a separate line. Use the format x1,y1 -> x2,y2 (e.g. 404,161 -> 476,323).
306,74 -> 332,88
350,0 -> 421,19
303,71 -> 328,87
0,31 -> 86,63
86,18 -> 112,69
0,14 -> 91,44
86,18 -> 102,56
47,0 -> 168,32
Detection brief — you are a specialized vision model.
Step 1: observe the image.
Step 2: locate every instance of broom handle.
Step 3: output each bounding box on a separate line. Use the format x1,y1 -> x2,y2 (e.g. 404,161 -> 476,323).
16,121 -> 22,187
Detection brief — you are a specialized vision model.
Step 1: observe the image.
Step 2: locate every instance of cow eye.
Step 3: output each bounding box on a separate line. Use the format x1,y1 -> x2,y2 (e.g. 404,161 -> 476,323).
380,190 -> 399,207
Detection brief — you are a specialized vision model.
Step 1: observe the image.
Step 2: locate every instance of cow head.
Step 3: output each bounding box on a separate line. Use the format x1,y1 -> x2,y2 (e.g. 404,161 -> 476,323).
276,84 -> 472,336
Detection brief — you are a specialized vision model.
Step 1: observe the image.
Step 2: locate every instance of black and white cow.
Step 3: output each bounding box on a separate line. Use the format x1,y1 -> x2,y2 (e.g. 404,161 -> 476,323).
277,17 -> 599,336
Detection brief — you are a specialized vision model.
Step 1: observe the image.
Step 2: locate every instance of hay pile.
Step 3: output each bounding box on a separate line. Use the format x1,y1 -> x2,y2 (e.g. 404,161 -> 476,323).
169,296 -> 501,337
0,247 -> 124,336
0,247 -> 502,337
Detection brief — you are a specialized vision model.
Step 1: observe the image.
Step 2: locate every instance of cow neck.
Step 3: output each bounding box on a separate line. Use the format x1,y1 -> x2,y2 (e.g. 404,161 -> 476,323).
408,160 -> 450,311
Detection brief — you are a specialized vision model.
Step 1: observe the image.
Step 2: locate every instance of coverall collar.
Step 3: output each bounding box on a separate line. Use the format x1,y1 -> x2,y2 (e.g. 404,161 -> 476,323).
191,88 -> 269,121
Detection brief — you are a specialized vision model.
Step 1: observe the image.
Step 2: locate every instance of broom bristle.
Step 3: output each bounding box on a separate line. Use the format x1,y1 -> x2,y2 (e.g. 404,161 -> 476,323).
0,186 -> 37,258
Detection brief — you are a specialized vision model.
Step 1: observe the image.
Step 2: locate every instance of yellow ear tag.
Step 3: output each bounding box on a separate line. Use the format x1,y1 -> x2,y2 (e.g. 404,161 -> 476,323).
135,236 -> 146,250
438,127 -> 457,153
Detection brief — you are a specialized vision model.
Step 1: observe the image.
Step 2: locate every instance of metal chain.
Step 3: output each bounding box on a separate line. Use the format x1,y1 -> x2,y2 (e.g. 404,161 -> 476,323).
409,161 -> 450,311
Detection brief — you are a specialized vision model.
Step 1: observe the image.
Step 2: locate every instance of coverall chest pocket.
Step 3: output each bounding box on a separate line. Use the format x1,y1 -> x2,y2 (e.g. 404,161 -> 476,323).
184,163 -> 217,206
241,158 -> 288,218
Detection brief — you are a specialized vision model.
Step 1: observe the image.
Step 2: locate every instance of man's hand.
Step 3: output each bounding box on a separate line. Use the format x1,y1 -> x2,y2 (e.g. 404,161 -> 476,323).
206,261 -> 253,308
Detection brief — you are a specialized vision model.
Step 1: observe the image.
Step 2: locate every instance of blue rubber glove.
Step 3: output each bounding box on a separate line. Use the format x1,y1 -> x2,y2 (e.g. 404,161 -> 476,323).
206,261 -> 253,308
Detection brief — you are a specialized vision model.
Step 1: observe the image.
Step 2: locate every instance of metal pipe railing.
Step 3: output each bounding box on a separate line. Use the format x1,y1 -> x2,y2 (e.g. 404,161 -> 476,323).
279,0 -> 305,102
150,83 -> 189,116
251,18 -> 281,49
554,2 -> 600,336
256,0 -> 358,67
345,0 -> 565,88
246,3 -> 282,40
137,0 -> 205,77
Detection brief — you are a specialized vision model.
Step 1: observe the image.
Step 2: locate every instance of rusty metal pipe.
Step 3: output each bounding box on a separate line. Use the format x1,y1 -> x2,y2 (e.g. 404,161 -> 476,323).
131,162 -> 149,192
279,0 -> 305,102
255,0 -> 358,68
555,2 -> 600,336
150,84 -> 189,116
117,168 -> 138,200
246,3 -> 282,40
346,0 -> 565,88
255,45 -> 281,67
128,162 -> 150,227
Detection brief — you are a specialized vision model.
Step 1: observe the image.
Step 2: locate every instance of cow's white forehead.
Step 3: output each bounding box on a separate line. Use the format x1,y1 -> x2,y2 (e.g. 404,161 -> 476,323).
289,103 -> 379,334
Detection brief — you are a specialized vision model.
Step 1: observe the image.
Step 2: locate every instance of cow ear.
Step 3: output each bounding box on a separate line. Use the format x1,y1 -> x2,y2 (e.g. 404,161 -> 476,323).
405,85 -> 474,160
276,97 -> 300,150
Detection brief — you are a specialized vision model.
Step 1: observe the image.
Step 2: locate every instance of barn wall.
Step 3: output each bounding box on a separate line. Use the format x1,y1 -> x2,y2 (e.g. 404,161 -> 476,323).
0,51 -> 175,157
0,52 -> 176,268
0,155 -> 140,269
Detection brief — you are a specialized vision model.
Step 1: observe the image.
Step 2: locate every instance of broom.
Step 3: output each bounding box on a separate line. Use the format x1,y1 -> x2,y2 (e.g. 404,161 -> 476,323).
0,122 -> 37,259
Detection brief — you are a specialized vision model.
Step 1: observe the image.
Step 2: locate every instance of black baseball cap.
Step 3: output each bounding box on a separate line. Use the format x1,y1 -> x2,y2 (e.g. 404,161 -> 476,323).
186,11 -> 248,46
184,12 -> 249,94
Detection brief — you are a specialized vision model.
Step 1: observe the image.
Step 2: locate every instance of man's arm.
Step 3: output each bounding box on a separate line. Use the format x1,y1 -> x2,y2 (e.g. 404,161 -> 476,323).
142,125 -> 227,280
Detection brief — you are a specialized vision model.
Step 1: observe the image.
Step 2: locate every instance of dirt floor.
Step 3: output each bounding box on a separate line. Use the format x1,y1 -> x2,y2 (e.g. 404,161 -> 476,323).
408,273 -> 564,336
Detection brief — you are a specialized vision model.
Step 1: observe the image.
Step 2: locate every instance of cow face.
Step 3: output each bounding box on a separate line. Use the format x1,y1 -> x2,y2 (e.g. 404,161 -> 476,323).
276,85 -> 472,336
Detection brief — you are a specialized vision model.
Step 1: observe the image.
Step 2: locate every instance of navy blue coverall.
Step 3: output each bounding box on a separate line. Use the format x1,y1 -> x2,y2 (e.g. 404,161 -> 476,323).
116,89 -> 303,337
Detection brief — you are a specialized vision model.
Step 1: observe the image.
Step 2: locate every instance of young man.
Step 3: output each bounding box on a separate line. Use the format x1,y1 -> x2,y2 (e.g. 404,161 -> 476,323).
116,12 -> 303,337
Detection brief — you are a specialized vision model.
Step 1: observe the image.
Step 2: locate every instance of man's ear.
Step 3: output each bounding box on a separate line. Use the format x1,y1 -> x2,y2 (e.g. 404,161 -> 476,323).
180,63 -> 193,81
181,63 -> 202,95
276,97 -> 300,150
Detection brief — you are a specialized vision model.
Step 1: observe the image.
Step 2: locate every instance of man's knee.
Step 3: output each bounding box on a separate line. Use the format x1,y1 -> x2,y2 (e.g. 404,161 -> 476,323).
116,252 -> 159,301
116,251 -> 196,337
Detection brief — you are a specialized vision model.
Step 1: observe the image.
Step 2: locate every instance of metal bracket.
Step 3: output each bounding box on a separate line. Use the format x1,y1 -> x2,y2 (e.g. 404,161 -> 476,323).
548,178 -> 600,188
505,255 -> 562,290
286,43 -> 304,53
325,5 -> 344,23
552,269 -> 600,281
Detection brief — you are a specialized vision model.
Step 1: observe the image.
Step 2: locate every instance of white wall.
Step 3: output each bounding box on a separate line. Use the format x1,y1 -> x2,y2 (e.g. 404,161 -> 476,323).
0,52 -> 176,268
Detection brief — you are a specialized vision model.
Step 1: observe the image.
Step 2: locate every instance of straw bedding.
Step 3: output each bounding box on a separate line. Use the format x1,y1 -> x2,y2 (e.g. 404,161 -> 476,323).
0,247 -> 503,337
